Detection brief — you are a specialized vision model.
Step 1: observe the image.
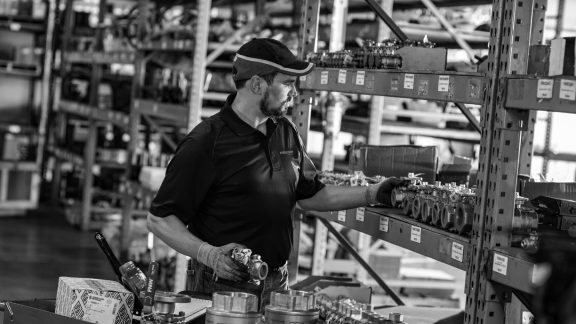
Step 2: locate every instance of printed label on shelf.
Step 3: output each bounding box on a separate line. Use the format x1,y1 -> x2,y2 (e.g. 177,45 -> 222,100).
410,226 -> 421,243
299,75 -> 307,82
379,216 -> 389,232
404,73 -> 415,89
338,70 -> 347,84
536,79 -> 553,99
338,210 -> 346,222
451,242 -> 464,262
356,71 -> 365,85
320,71 -> 329,85
356,207 -> 365,222
83,294 -> 119,324
493,253 -> 508,276
559,79 -> 576,101
438,75 -> 450,92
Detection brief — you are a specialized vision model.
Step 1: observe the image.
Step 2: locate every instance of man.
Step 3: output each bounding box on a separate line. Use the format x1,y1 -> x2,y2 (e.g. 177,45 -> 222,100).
147,38 -> 403,309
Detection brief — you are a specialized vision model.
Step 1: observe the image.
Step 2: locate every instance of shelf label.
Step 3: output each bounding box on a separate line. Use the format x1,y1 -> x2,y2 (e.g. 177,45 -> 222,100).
451,242 -> 464,262
438,75 -> 450,92
320,71 -> 329,85
536,79 -> 553,99
338,70 -> 347,84
404,73 -> 415,89
493,253 -> 508,276
356,71 -> 365,85
410,226 -> 421,243
337,210 -> 346,222
356,207 -> 365,222
379,216 -> 389,232
559,79 -> 576,101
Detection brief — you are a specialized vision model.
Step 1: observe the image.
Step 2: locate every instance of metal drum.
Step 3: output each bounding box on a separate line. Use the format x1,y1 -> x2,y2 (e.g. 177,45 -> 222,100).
206,292 -> 262,324
265,290 -> 319,324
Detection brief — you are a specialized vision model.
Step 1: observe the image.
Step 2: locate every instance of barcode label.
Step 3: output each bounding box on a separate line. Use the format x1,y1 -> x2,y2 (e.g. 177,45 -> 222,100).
356,207 -> 365,222
379,216 -> 389,232
438,75 -> 450,92
338,70 -> 347,84
321,71 -> 329,85
356,71 -> 365,85
410,226 -> 421,243
536,79 -> 553,99
404,73 -> 415,89
559,79 -> 576,101
451,242 -> 464,262
493,253 -> 508,275
338,210 -> 346,222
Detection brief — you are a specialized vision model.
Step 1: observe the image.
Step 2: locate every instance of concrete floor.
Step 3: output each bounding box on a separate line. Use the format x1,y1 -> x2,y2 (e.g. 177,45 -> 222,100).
0,207 -> 117,301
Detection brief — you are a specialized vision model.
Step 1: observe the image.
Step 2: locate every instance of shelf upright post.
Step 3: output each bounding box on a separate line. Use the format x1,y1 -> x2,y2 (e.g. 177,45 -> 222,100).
465,1 -> 547,323
120,0 -> 149,261
171,0 -> 212,293
293,0 -> 321,281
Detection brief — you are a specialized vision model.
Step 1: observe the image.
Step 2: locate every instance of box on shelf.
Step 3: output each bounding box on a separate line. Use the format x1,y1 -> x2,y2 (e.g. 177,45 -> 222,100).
549,37 -> 576,76
528,45 -> 550,76
397,47 -> 447,72
348,145 -> 438,183
55,277 -> 134,324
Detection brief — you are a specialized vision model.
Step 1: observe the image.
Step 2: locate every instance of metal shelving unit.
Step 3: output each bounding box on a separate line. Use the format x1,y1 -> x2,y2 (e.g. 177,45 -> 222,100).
59,100 -> 130,128
299,207 -> 472,271
293,0 -> 566,323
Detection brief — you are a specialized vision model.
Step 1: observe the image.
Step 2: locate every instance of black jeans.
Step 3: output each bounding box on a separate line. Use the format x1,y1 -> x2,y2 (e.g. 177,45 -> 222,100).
186,259 -> 289,312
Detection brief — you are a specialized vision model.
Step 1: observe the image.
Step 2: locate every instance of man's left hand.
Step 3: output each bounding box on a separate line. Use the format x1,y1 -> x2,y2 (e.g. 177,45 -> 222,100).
367,177 -> 409,206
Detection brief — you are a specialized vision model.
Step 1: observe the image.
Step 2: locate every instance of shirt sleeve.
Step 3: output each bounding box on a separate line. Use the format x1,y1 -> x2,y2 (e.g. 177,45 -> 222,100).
294,131 -> 326,200
149,132 -> 216,225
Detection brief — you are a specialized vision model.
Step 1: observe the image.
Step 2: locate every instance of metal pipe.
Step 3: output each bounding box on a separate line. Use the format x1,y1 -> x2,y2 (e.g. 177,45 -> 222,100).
454,102 -> 481,133
363,0 -> 408,41
420,0 -> 476,63
316,217 -> 405,306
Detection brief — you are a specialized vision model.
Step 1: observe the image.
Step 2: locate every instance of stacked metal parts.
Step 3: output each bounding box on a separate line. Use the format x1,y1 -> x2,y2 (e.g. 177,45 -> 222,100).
206,292 -> 262,324
316,294 -> 405,324
142,291 -> 191,324
389,173 -> 541,246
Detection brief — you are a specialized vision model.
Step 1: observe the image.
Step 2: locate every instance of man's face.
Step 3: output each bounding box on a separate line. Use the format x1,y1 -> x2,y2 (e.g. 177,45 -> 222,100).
259,74 -> 298,119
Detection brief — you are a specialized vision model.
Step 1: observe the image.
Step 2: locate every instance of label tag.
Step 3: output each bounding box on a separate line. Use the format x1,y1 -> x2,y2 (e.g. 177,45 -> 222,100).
356,207 -> 365,222
379,216 -> 389,232
337,210 -> 346,222
299,75 -> 307,82
410,226 -> 421,243
320,71 -> 329,85
438,75 -> 450,92
338,70 -> 347,84
451,242 -> 464,262
536,79 -> 553,99
404,73 -> 415,89
83,294 -> 119,324
493,253 -> 508,275
356,71 -> 365,85
559,79 -> 576,101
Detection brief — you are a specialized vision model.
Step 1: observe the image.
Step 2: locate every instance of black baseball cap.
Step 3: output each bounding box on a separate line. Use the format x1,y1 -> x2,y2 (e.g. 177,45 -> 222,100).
232,38 -> 314,82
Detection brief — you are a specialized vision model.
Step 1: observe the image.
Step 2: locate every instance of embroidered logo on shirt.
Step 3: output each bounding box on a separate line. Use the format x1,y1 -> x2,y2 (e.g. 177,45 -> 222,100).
279,150 -> 293,155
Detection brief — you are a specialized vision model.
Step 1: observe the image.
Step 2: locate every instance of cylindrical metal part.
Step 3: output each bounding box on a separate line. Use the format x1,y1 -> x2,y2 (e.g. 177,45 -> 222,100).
421,199 -> 432,222
388,312 -> 404,323
412,196 -> 422,219
441,205 -> 456,230
207,292 -> 261,324
431,202 -> 443,226
512,207 -> 539,234
265,307 -> 319,324
402,196 -> 412,216
248,255 -> 269,280
455,203 -> 474,235
265,290 -> 319,324
390,188 -> 403,208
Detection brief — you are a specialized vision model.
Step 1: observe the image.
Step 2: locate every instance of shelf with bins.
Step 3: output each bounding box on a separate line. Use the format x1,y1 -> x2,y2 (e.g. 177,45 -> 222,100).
489,247 -> 536,294
299,68 -> 486,105
0,59 -> 41,77
300,206 -> 472,271
59,100 -> 130,129
506,76 -> 576,113
133,99 -> 220,127
48,146 -> 127,170
65,51 -> 136,65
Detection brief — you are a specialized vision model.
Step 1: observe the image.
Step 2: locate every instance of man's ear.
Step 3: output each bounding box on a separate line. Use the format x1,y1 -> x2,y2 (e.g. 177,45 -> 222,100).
248,76 -> 264,95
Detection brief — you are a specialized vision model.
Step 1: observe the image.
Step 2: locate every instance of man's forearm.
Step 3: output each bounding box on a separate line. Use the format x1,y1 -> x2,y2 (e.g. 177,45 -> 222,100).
298,185 -> 369,211
147,213 -> 205,259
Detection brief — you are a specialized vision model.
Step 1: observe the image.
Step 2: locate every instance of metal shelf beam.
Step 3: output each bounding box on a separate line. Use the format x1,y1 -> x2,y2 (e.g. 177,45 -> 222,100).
489,248 -> 536,294
300,68 -> 486,105
301,207 -> 472,271
59,100 -> 130,129
506,77 -> 576,113
66,51 -> 136,65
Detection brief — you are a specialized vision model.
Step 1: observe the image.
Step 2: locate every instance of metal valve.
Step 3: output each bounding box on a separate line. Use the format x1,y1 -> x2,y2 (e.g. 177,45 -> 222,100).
231,248 -> 269,283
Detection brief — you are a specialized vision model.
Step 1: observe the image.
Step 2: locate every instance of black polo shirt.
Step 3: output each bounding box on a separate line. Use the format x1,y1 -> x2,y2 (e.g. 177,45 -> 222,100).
150,94 -> 325,268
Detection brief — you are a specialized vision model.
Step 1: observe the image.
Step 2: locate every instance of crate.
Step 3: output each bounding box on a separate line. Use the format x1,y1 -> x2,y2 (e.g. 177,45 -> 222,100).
0,161 -> 39,215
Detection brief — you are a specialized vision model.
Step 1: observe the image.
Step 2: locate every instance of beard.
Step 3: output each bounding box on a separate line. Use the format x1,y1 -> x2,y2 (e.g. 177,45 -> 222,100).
259,89 -> 293,119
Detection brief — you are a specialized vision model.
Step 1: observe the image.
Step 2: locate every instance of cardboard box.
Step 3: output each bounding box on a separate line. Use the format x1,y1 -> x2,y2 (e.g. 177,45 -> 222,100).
55,277 -> 134,324
549,37 -> 576,76
397,47 -> 447,71
348,145 -> 438,183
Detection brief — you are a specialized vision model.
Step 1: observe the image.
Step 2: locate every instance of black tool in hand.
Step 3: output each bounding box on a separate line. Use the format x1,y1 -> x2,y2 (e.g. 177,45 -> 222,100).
143,261 -> 160,315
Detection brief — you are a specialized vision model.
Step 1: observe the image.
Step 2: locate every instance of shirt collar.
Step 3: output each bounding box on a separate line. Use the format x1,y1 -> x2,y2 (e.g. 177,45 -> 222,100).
220,93 -> 259,136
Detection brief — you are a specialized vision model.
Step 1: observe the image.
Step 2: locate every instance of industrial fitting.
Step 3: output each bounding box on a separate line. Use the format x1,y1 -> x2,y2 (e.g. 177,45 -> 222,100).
441,204 -> 456,230
512,195 -> 539,234
206,292 -> 261,324
265,290 -> 319,324
454,189 -> 476,235
231,248 -> 269,283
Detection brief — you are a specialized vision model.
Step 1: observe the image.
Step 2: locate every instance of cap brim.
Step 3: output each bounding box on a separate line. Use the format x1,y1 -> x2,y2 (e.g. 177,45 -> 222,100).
279,60 -> 315,76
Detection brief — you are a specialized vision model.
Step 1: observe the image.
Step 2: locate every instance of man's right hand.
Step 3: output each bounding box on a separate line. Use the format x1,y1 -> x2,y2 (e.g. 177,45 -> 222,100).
197,242 -> 250,282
